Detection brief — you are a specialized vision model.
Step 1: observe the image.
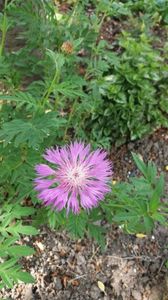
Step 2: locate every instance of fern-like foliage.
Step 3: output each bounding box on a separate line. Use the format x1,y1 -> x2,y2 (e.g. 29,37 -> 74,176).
0,112 -> 66,148
0,203 -> 38,288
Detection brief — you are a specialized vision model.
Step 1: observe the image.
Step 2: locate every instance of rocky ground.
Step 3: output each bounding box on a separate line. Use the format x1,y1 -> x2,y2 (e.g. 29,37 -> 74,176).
0,128 -> 167,300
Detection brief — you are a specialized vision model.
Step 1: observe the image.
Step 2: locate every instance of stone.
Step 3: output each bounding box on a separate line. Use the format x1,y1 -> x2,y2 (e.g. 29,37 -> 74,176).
54,277 -> 63,290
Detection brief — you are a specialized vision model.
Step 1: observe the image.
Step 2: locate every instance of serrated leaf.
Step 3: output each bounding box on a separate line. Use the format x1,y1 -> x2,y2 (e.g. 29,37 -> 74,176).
131,152 -> 147,177
14,225 -> 38,236
67,212 -> 88,238
46,49 -> 65,69
48,209 -> 66,229
0,258 -> 18,270
0,273 -> 13,288
152,213 -> 166,224
155,173 -> 164,197
113,212 -> 138,222
16,271 -> 35,284
12,206 -> 35,218
0,92 -> 38,110
149,190 -> 160,213
7,246 -> 35,257
54,80 -> 87,99
146,161 -> 157,184
144,216 -> 154,233
88,224 -> 106,248
0,113 -> 66,148
2,237 -> 18,247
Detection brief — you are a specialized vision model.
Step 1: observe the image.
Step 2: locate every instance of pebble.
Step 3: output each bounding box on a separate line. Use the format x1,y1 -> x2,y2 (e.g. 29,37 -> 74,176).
54,278 -> 62,290
76,254 -> 86,266
131,290 -> 142,300
24,284 -> 33,300
90,285 -> 101,299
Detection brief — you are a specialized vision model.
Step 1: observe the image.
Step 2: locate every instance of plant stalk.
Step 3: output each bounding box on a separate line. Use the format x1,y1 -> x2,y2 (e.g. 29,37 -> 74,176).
41,65 -> 60,108
0,0 -> 8,57
63,98 -> 78,141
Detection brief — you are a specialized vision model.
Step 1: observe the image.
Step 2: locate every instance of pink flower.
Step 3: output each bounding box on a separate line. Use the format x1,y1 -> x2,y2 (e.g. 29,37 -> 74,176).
34,142 -> 112,214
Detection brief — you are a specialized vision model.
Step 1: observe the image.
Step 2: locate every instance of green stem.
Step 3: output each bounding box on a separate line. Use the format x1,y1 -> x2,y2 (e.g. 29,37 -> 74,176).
0,0 -> 8,57
63,9 -> 107,141
41,65 -> 60,108
63,98 -> 78,141
84,12 -> 107,80
67,0 -> 80,28
159,212 -> 168,216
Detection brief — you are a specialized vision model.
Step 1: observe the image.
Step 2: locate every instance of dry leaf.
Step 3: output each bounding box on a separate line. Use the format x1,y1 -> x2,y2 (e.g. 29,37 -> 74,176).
138,154 -> 143,161
71,279 -> 80,287
62,275 -> 70,288
97,281 -> 107,295
112,180 -> 117,185
59,249 -> 67,257
136,233 -> 147,238
35,241 -> 45,251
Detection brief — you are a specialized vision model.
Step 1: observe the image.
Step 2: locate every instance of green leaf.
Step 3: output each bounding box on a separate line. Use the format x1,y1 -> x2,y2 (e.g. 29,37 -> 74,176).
152,213 -> 166,225
7,246 -> 35,257
88,224 -> 106,248
0,113 -> 66,148
14,225 -> 38,236
132,152 -> 147,177
0,92 -> 39,111
15,271 -> 35,284
67,211 -> 88,238
146,161 -> 157,184
144,216 -> 154,233
32,207 -> 48,227
0,258 -> 35,287
54,77 -> 87,99
113,212 -> 138,222
149,189 -> 160,213
0,258 -> 18,270
46,49 -> 65,70
2,237 -> 18,247
6,223 -> 38,236
12,205 -> 36,218
48,209 -> 66,229
0,273 -> 13,288
155,173 -> 164,197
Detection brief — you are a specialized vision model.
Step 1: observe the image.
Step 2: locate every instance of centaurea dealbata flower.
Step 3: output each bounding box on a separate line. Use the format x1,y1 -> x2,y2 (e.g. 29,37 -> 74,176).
34,142 -> 112,214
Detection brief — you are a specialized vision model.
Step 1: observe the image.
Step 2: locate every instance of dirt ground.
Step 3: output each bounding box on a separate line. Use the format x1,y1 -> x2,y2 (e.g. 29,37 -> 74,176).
0,128 -> 167,300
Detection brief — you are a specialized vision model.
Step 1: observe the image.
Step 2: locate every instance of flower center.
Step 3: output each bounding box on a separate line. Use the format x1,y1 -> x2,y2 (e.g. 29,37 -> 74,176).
66,165 -> 86,187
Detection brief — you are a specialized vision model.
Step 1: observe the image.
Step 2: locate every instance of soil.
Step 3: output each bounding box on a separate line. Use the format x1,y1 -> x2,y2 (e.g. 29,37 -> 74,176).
0,128 -> 167,300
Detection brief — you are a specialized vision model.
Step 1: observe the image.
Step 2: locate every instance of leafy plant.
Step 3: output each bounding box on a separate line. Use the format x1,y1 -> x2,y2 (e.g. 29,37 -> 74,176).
0,0 -> 167,291
0,203 -> 38,288
103,153 -> 167,234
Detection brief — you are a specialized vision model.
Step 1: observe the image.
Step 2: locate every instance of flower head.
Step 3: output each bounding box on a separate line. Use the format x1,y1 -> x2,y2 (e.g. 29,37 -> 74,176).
34,142 -> 112,214
61,41 -> 73,54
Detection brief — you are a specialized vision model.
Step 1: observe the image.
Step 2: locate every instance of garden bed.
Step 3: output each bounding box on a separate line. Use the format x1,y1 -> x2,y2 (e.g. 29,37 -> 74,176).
0,128 -> 167,300
0,1 -> 168,299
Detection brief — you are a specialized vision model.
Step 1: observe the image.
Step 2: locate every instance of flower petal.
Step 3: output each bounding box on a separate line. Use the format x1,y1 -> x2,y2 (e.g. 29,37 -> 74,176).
35,164 -> 55,177
67,192 -> 80,214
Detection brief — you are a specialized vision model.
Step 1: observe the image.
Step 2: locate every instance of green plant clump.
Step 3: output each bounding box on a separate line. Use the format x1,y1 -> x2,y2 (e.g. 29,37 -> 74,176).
0,0 -> 167,289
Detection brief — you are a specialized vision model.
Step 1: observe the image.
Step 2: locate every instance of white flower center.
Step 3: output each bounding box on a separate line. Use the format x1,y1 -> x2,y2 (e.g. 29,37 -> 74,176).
66,165 -> 86,187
